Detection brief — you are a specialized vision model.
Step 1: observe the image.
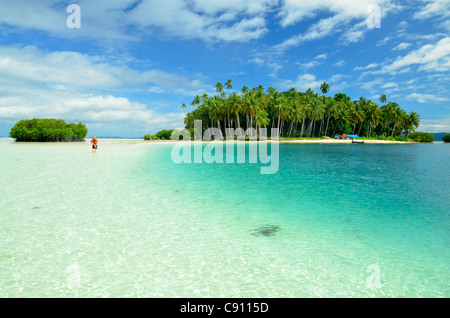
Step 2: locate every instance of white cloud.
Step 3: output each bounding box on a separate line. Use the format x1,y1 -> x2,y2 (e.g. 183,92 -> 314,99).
315,53 -> 328,60
0,45 -> 212,94
418,114 -> 450,133
354,63 -> 379,71
274,14 -> 347,52
297,60 -> 321,69
277,73 -> 322,92
0,85 -> 185,133
0,44 -> 211,135
413,0 -> 450,20
360,77 -> 384,91
379,37 -> 450,74
339,20 -> 368,45
376,36 -> 393,46
406,93 -> 450,103
0,0 -> 277,43
296,53 -> 328,69
248,57 -> 265,66
391,42 -> 412,51
334,60 -> 347,67
440,20 -> 450,32
273,0 -> 400,51
120,0 -> 274,43
382,82 -> 398,89
277,0 -> 389,28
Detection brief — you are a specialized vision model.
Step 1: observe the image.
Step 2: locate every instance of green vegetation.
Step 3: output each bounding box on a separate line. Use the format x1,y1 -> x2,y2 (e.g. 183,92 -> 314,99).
441,133 -> 450,142
360,136 -> 414,142
408,132 -> 434,142
182,79 -> 421,139
9,118 -> 88,142
144,128 -> 194,140
155,129 -> 175,140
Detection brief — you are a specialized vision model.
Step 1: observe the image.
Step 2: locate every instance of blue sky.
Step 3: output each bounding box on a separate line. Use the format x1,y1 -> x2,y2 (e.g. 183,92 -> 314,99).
0,0 -> 449,137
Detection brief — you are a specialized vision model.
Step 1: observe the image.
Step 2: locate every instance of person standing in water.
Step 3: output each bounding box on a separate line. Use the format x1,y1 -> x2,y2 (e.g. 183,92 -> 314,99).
91,136 -> 98,153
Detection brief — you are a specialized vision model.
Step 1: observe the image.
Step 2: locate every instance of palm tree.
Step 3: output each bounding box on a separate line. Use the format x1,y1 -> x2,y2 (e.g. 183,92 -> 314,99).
225,79 -> 233,92
228,92 -> 242,131
191,95 -> 201,107
365,101 -> 382,137
243,91 -> 259,136
320,82 -> 329,95
215,82 -> 224,94
290,102 -> 307,137
405,111 -> 420,136
323,97 -> 337,137
254,110 -> 270,135
267,86 -> 276,96
353,97 -> 367,135
391,106 -> 405,137
271,91 -> 285,135
182,83 -> 420,141
307,97 -> 325,137
379,94 -> 387,104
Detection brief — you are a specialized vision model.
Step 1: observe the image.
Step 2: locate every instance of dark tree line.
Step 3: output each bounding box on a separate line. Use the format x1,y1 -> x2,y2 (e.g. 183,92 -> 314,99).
182,80 -> 421,139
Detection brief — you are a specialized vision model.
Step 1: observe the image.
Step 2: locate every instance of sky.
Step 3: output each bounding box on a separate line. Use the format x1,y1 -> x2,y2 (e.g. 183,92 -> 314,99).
0,0 -> 449,137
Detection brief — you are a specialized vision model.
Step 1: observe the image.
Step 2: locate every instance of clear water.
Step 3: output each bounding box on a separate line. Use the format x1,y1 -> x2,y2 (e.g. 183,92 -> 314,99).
0,138 -> 448,297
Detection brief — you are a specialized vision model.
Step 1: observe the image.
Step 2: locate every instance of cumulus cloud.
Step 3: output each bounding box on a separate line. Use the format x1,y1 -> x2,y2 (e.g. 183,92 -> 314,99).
0,45 -> 212,94
273,0 -> 400,52
379,37 -> 450,74
0,0 -> 276,43
413,0 -> 450,20
0,45 -> 209,135
406,93 -> 450,103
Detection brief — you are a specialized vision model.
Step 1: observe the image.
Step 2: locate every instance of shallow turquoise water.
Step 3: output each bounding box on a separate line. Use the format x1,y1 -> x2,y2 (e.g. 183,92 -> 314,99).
0,138 -> 448,297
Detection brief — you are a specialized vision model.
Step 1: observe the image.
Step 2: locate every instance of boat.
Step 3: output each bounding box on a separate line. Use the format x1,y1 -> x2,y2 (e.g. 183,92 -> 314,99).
352,139 -> 365,144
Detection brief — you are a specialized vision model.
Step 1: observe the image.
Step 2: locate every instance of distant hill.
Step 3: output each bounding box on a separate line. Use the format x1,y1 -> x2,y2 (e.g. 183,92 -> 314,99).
431,132 -> 449,141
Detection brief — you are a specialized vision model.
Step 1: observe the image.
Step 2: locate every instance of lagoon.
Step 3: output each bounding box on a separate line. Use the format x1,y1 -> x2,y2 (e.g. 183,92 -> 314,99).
0,138 -> 448,297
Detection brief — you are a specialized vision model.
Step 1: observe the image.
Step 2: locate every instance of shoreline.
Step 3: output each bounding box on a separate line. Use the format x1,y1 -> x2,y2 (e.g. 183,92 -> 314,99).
0,137 -> 419,144
140,138 -> 414,144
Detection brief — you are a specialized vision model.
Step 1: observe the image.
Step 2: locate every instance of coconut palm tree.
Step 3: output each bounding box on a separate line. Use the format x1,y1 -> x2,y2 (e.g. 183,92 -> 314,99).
391,106 -> 405,137
379,94 -> 387,104
225,79 -> 233,92
320,82 -> 329,95
365,101 -> 382,137
243,91 -> 259,136
307,96 -> 325,137
353,97 -> 367,135
323,97 -> 337,137
254,110 -> 270,134
215,82 -> 224,94
405,111 -> 421,136
191,95 -> 201,107
181,83 -> 420,141
228,92 -> 242,131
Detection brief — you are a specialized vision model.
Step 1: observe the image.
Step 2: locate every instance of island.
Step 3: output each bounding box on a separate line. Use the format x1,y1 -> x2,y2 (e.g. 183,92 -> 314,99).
9,118 -> 88,142
147,80 -> 433,143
